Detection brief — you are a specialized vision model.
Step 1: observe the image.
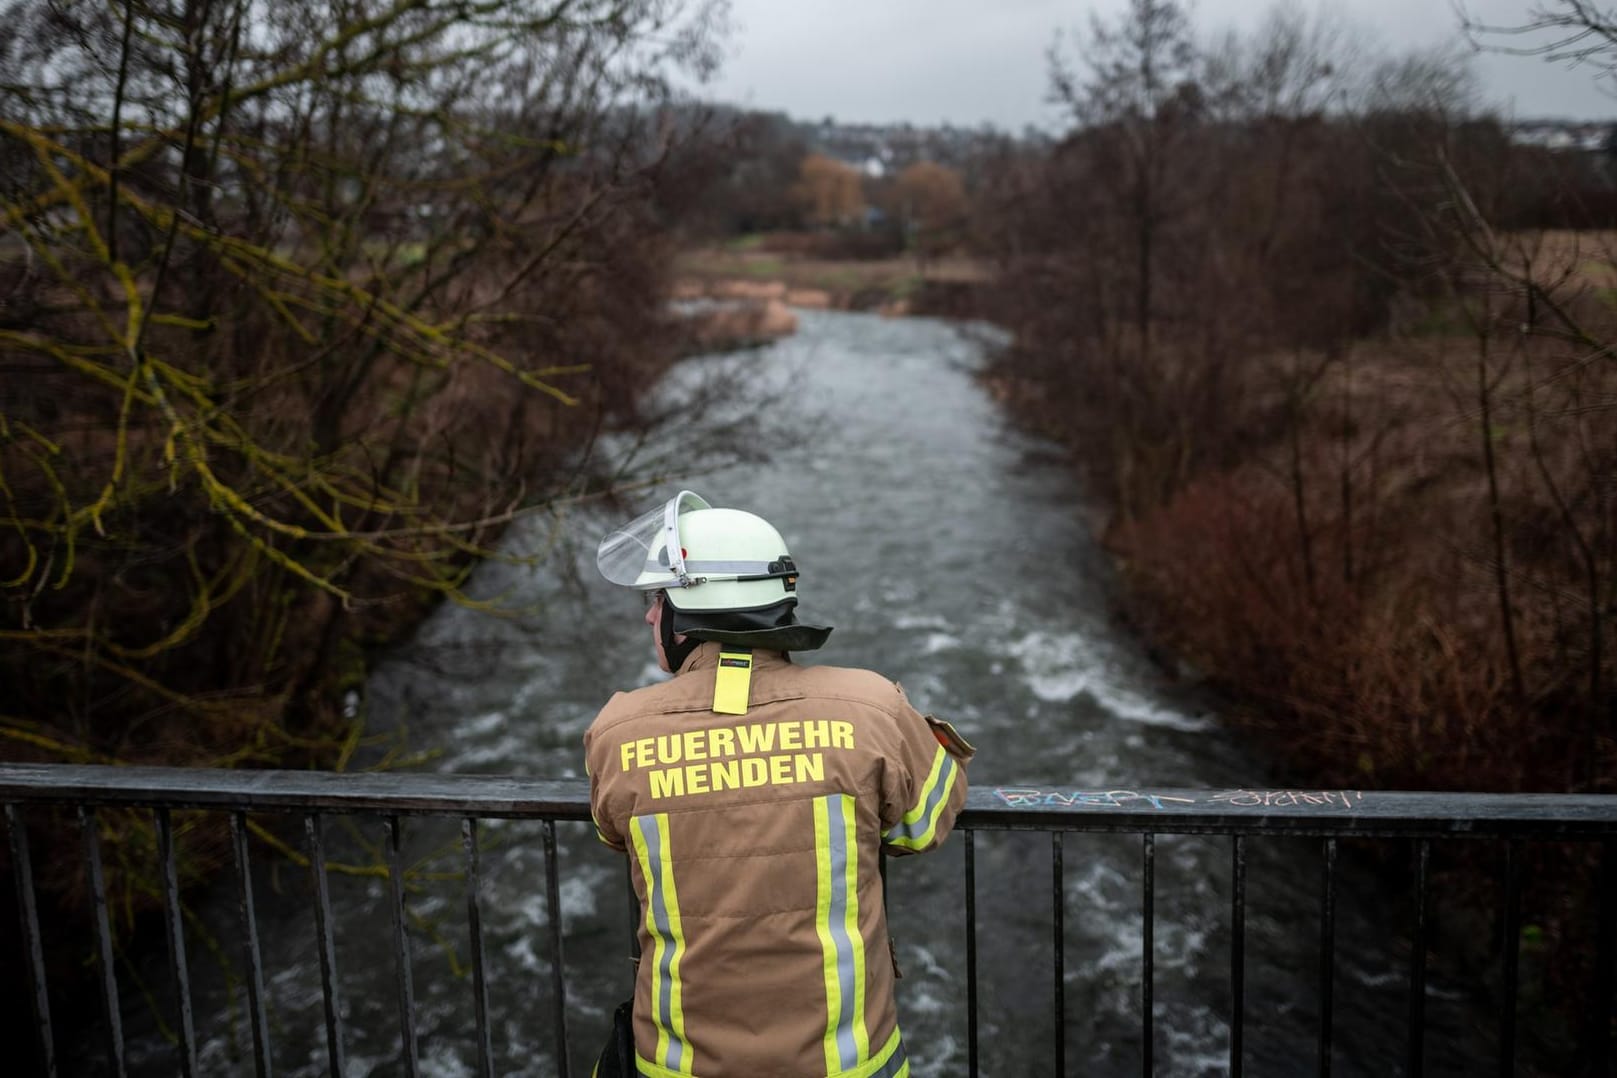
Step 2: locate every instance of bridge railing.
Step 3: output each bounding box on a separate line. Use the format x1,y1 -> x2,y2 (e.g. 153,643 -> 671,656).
3,764 -> 1614,1077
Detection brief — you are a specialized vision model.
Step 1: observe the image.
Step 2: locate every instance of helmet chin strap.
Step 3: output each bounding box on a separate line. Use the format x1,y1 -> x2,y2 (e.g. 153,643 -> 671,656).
660,600 -> 701,671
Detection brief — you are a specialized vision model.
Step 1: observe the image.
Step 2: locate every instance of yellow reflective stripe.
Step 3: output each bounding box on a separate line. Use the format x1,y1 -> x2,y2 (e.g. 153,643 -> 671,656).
665,849 -> 688,1076
814,796 -> 841,1075
591,804 -> 615,847
847,1026 -> 905,1078
883,746 -> 958,851
845,800 -> 868,1064
635,1026 -> 906,1078
629,817 -> 667,1066
629,813 -> 691,1073
814,793 -> 868,1073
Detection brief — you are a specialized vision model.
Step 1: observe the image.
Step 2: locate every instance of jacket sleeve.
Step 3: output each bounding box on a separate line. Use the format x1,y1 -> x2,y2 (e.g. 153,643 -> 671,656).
582,706 -> 627,853
878,684 -> 974,856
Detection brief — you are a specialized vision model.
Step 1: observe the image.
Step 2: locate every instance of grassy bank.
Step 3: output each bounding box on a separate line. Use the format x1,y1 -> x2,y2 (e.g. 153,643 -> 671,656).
675,232 -> 989,315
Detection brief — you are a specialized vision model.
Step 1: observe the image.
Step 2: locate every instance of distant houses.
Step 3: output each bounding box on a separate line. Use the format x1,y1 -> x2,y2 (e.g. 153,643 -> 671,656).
1508,119 -> 1615,153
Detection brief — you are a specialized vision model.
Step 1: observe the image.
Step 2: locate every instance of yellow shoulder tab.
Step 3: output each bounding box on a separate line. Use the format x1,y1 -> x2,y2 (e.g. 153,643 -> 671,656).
713,649 -> 754,715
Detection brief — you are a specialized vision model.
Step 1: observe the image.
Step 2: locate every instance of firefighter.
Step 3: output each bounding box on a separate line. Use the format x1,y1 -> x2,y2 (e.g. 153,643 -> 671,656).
585,491 -> 974,1078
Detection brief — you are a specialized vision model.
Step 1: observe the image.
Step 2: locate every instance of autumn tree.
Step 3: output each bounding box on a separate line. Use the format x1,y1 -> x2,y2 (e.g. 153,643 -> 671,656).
790,152 -> 865,228
893,160 -> 967,267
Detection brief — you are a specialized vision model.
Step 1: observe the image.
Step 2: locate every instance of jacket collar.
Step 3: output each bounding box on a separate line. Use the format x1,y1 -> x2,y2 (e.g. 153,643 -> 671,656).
677,639 -> 790,675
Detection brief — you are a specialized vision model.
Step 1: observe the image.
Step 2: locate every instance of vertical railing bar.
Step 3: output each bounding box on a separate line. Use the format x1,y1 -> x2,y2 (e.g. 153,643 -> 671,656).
1230,834 -> 1245,1078
81,806 -> 127,1078
7,803 -> 56,1078
463,818 -> 494,1078
1588,837 -> 1615,1078
305,813 -> 346,1078
229,812 -> 272,1078
384,815 -> 420,1077
1499,838 -> 1521,1078
1408,838 -> 1430,1078
1143,832 -> 1155,1078
966,828 -> 979,1078
1319,837 -> 1337,1078
156,808 -> 198,1078
1053,830 -> 1065,1077
543,819 -> 571,1078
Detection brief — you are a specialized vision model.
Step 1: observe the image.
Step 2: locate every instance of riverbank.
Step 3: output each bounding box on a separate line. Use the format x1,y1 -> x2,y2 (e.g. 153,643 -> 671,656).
982,267 -> 1617,1071
672,237 -> 989,330
986,320 -> 1616,784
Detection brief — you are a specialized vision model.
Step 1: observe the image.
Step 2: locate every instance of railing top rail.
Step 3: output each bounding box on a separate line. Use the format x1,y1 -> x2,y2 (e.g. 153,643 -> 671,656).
2,765 -> 1615,836
979,784 -> 1617,837
0,763 -> 593,818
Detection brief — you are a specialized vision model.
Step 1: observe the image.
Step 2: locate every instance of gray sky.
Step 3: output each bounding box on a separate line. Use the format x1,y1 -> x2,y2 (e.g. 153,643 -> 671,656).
692,0 -> 1617,129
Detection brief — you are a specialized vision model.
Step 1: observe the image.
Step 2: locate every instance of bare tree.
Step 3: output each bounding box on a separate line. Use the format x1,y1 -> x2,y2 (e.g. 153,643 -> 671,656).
1459,0 -> 1617,92
1050,0 -> 1198,369
0,0 -> 729,764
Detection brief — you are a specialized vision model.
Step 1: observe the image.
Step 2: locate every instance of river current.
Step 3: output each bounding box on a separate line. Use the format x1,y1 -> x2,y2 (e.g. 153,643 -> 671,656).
126,309 -> 1496,1077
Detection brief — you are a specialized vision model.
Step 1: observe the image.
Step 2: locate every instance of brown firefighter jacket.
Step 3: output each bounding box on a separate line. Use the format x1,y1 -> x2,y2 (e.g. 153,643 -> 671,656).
584,642 -> 973,1078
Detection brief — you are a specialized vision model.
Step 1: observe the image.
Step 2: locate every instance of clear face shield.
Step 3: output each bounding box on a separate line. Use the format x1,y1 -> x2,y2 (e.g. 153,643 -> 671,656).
596,490 -> 712,590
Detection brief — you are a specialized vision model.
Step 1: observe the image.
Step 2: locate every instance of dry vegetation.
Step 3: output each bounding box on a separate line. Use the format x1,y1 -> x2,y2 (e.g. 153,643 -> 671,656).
985,0 -> 1615,797
676,235 -> 989,312
983,1 -> 1615,1064
1115,322 -> 1615,793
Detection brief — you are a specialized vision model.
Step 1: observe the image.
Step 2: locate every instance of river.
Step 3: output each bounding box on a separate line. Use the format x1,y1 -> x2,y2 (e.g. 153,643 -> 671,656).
128,309 -> 1496,1076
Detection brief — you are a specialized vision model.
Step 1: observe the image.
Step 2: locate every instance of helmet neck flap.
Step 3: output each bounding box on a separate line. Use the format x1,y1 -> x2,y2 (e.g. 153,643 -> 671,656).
669,599 -> 833,653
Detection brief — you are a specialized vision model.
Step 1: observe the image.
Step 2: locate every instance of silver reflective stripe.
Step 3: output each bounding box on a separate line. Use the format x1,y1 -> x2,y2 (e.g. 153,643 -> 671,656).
872,1039 -> 909,1078
883,753 -> 956,846
639,558 -> 776,579
826,794 -> 859,1070
680,559 -> 776,575
638,815 -> 687,1071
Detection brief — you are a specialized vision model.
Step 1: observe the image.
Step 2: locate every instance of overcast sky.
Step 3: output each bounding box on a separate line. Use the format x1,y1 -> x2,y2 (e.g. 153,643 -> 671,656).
691,0 -> 1617,130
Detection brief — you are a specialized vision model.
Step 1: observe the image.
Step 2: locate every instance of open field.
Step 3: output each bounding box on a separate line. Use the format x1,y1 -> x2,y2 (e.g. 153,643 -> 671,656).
675,234 -> 989,309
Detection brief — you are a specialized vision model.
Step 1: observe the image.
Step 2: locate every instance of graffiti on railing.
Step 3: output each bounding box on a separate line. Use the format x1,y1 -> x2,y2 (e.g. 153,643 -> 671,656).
1208,789 -> 1365,809
994,788 -> 1197,810
994,787 -> 1366,811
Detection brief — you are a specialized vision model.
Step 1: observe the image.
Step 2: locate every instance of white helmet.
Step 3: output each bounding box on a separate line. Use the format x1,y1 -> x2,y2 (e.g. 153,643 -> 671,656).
597,490 -> 831,651
597,490 -> 799,611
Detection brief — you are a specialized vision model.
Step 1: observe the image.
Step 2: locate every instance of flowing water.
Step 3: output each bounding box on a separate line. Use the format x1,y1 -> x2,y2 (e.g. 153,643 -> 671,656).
119,309 -> 1499,1076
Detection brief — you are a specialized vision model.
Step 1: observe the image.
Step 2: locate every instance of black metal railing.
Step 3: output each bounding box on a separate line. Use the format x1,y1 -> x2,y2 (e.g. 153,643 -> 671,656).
3,764 -> 1615,1077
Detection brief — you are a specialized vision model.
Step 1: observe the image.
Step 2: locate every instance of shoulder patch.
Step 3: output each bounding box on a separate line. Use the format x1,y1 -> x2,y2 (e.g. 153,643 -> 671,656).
925,714 -> 976,762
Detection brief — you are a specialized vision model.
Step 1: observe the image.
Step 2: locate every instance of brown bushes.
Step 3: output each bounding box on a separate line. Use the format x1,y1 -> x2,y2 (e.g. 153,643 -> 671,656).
983,7 -> 1615,1049
979,0 -> 1615,798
